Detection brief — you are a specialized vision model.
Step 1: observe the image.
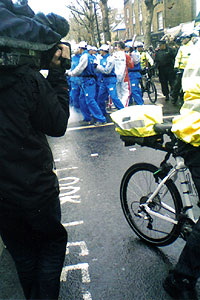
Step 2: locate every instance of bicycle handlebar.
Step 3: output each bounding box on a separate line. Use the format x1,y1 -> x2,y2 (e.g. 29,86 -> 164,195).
120,123 -> 176,153
153,123 -> 172,134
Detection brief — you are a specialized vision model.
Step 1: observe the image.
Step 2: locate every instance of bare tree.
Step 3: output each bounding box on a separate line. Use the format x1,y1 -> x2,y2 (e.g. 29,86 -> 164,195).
99,0 -> 111,42
66,0 -> 96,45
67,16 -> 89,42
144,0 -> 159,48
66,0 -> 111,45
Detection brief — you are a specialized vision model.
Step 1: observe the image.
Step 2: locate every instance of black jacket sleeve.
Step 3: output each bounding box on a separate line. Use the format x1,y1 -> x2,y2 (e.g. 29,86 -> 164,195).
26,68 -> 70,137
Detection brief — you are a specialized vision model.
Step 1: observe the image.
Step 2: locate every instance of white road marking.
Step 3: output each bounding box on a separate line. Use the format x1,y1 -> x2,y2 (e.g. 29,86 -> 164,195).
91,153 -> 99,157
67,122 -> 113,131
54,158 -> 60,162
60,186 -> 80,194
60,195 -> 81,204
61,263 -> 90,283
62,221 -> 84,227
56,167 -> 79,172
59,177 -> 80,185
66,241 -> 89,256
82,290 -> 92,300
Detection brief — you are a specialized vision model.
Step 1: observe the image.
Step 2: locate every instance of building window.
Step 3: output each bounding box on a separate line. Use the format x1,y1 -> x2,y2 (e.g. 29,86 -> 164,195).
157,11 -> 163,30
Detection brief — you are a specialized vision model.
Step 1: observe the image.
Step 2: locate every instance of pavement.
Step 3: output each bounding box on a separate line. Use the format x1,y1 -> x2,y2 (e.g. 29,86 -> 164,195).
150,77 -> 182,118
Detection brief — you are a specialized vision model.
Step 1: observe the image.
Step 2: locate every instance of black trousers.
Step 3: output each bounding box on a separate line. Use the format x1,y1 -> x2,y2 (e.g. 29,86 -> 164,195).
0,196 -> 67,299
158,66 -> 175,97
171,70 -> 184,101
174,142 -> 200,281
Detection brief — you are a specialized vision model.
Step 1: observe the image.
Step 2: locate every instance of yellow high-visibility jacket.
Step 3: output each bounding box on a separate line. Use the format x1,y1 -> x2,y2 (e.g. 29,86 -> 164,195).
172,43 -> 200,146
174,41 -> 194,70
140,51 -> 154,69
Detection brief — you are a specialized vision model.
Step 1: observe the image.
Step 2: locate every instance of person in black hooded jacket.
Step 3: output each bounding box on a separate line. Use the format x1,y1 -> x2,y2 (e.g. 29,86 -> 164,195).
0,46 -> 70,299
0,2 -> 71,299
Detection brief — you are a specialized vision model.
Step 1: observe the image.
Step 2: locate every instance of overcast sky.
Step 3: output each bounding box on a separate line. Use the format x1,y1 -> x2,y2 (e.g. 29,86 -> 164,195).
28,0 -> 123,18
28,0 -> 199,20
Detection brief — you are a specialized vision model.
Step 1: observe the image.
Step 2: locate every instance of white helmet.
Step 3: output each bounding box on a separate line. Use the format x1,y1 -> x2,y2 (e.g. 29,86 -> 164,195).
125,41 -> 133,48
78,41 -> 87,49
87,45 -> 93,51
99,44 -> 109,52
72,45 -> 79,53
92,46 -> 97,51
134,41 -> 144,48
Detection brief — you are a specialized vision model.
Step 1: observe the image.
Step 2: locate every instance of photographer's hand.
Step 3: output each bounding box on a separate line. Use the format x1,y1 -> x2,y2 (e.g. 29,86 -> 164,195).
50,44 -> 70,69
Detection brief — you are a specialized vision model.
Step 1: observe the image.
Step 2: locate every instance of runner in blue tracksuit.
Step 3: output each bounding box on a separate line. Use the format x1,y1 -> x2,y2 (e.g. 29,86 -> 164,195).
95,44 -> 124,115
67,41 -> 106,125
125,43 -> 144,105
93,47 -> 103,101
69,48 -> 81,110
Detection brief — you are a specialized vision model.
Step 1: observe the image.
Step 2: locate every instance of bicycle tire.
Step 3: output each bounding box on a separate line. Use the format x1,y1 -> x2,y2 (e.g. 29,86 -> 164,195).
120,163 -> 182,246
147,81 -> 157,103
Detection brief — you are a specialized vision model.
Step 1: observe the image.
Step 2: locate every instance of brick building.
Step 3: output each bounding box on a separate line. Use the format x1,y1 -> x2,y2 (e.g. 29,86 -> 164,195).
124,0 -> 196,45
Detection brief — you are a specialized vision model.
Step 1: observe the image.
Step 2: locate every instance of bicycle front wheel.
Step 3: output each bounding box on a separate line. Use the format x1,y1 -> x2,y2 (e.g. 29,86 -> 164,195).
147,81 -> 157,103
120,163 -> 182,246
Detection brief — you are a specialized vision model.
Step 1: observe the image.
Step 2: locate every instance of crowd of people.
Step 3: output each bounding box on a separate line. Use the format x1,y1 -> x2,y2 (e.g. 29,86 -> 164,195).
66,40 -> 145,125
154,30 -> 200,103
66,27 -> 200,126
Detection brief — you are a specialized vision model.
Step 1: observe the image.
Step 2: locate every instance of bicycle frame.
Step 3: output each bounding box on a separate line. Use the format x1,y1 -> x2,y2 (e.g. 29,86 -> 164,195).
140,156 -> 197,225
140,72 -> 149,92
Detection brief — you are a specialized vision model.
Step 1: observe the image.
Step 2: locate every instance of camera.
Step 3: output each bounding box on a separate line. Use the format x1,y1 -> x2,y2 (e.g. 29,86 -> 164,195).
41,42 -> 71,70
0,42 -> 71,70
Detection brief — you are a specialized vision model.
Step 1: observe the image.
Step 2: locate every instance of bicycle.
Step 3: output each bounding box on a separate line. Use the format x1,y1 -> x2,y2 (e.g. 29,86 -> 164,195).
140,67 -> 157,104
120,123 -> 199,247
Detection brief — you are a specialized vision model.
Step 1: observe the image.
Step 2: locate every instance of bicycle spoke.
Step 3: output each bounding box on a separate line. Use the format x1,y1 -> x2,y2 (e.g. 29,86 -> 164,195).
121,163 -> 182,246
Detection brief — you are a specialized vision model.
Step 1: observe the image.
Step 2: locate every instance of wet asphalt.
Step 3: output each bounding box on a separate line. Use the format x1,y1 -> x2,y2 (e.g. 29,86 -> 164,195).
1,79 -> 198,300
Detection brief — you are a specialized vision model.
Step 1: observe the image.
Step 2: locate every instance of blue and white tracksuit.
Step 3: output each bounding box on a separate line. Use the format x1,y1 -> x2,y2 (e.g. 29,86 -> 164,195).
68,50 -> 106,123
129,51 -> 144,105
96,53 -> 124,114
70,53 -> 81,110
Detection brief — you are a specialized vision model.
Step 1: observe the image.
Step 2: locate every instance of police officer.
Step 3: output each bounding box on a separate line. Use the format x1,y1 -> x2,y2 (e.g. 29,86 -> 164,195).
154,40 -> 176,101
163,42 -> 200,300
67,41 -> 107,125
170,32 -> 194,104
95,44 -> 124,114
137,42 -> 154,70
